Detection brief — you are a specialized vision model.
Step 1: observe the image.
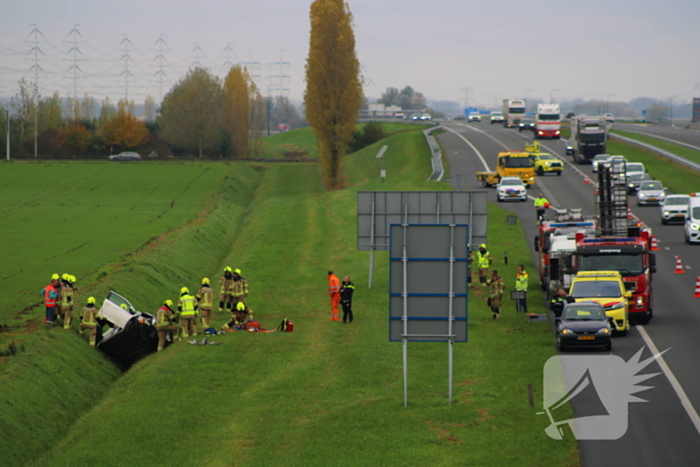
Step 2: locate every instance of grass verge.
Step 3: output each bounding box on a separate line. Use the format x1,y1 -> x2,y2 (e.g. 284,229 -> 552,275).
611,129 -> 700,165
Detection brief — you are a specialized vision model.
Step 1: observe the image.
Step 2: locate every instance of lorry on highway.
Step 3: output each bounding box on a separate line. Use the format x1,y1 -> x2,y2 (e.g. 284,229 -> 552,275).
476,150 -> 536,187
567,116 -> 607,164
502,99 -> 526,127
535,103 -> 561,139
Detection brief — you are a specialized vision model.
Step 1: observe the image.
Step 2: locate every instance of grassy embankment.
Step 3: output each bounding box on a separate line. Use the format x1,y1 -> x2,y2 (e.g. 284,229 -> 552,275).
611,129 -> 700,167
3,124 -> 578,467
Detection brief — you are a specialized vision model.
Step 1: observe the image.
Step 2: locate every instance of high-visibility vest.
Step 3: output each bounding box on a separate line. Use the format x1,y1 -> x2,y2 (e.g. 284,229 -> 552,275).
328,275 -> 341,294
43,285 -> 57,307
81,305 -> 97,326
179,294 -> 196,316
231,278 -> 248,298
61,285 -> 73,307
534,197 -> 549,208
197,287 -> 214,307
515,272 -> 529,291
475,251 -> 491,269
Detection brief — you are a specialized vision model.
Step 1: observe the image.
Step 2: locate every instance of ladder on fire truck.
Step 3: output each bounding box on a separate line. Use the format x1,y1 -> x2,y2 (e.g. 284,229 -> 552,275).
596,160 -> 628,236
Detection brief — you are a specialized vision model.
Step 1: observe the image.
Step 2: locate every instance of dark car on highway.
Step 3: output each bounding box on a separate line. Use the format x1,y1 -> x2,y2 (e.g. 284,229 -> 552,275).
555,302 -> 612,352
627,172 -> 652,194
108,151 -> 142,161
518,118 -> 535,132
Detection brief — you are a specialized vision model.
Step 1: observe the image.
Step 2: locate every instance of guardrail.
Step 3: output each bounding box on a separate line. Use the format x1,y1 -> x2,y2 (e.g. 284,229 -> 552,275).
425,126 -> 445,182
608,133 -> 700,173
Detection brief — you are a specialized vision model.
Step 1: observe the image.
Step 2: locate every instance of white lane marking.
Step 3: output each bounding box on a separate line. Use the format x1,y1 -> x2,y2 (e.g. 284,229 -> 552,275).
665,247 -> 671,251
443,126 -> 491,171
637,325 -> 700,435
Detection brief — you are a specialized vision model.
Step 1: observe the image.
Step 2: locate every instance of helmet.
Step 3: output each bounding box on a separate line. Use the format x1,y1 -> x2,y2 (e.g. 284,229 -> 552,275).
479,244 -> 487,249
51,273 -> 60,280
236,302 -> 246,311
164,299 -> 174,308
224,266 -> 233,273
201,277 -> 210,285
234,268 -> 242,275
87,297 -> 96,304
180,287 -> 189,295
69,275 -> 77,283
62,273 -> 70,281
120,304 -> 129,310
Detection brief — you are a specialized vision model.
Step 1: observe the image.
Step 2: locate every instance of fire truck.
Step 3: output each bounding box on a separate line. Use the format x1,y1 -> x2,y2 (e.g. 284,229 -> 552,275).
539,159 -> 656,324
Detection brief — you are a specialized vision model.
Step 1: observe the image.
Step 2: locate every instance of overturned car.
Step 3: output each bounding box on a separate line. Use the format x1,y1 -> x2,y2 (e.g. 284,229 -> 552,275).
97,291 -> 171,369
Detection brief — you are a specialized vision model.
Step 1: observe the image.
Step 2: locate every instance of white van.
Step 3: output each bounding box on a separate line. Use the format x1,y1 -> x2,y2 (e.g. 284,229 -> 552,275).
685,193 -> 700,244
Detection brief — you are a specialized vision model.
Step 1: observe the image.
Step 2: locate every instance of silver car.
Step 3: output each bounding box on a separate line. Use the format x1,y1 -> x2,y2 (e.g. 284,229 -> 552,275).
108,151 -> 142,162
637,180 -> 666,206
591,154 -> 611,173
660,194 -> 689,224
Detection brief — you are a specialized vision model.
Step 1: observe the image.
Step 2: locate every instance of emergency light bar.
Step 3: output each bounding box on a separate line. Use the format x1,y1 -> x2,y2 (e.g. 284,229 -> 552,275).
549,222 -> 595,227
581,238 -> 637,243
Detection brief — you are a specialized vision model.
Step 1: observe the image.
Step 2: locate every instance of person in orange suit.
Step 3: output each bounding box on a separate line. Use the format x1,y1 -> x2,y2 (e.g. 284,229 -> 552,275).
328,270 -> 341,321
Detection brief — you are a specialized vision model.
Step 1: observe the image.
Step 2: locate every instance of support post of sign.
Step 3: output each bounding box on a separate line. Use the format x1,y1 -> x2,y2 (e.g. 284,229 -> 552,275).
448,224 -> 455,405
402,223 -> 409,408
368,196 -> 376,289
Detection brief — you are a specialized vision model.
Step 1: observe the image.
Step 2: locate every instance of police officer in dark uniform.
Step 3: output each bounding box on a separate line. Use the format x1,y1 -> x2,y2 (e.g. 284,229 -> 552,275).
550,287 -> 574,318
340,275 -> 355,323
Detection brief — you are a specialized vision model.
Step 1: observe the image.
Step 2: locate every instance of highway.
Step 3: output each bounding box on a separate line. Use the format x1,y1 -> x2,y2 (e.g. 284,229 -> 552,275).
613,122 -> 700,151
437,120 -> 700,466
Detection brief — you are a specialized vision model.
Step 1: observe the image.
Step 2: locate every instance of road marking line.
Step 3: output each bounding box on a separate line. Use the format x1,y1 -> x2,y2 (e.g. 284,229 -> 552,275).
443,126 -> 491,171
637,325 -> 700,435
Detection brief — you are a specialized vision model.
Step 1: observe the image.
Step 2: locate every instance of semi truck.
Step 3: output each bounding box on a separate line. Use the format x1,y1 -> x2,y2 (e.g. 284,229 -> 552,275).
535,103 -> 561,139
567,116 -> 607,164
502,99 -> 526,127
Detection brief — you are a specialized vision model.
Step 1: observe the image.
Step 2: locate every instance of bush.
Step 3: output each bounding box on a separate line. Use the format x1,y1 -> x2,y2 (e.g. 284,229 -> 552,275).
347,121 -> 386,153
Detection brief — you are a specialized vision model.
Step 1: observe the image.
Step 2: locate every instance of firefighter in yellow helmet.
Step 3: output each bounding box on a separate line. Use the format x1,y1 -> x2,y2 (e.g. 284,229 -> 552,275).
230,268 -> 249,307
220,301 -> 253,332
474,244 -> 493,286
79,297 -> 99,348
218,267 -> 234,313
177,287 -> 198,338
156,300 -> 180,352
196,277 -> 214,327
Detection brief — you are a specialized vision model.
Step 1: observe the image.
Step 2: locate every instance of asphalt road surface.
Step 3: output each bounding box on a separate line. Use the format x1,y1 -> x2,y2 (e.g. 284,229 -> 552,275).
438,120 -> 700,466
613,123 -> 700,150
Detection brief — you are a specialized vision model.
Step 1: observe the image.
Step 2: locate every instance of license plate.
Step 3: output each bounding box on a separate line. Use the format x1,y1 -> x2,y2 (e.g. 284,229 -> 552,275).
648,197 -> 657,201
578,336 -> 595,340
508,194 -> 518,197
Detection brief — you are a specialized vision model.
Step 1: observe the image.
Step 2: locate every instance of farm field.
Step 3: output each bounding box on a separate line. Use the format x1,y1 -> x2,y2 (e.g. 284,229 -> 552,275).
2,125 -> 578,467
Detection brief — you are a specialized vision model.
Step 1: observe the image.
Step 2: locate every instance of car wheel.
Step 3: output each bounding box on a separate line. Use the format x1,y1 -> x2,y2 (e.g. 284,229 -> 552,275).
661,219 -> 668,225
618,327 -> 627,337
604,341 -> 612,352
497,196 -> 502,203
537,167 -> 544,176
556,335 -> 566,352
556,171 -> 562,176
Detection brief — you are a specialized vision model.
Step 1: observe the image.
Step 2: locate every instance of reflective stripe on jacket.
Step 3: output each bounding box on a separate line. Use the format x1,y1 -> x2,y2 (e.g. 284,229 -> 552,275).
61,285 -> 73,306
328,274 -> 341,295
231,279 -> 248,297
156,306 -> 174,328
515,272 -> 529,291
179,294 -> 196,316
196,287 -> 214,307
43,285 -> 58,307
81,305 -> 97,326
475,251 -> 491,269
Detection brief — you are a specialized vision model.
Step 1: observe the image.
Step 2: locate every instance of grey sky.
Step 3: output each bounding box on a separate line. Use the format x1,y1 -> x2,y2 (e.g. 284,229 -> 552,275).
1,0 -> 699,109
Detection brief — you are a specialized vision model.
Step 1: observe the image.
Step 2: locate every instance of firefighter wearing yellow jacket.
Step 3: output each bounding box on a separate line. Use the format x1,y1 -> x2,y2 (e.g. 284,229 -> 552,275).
230,269 -> 249,307
156,300 -> 180,352
218,267 -> 234,313
79,297 -> 99,347
178,287 -> 198,338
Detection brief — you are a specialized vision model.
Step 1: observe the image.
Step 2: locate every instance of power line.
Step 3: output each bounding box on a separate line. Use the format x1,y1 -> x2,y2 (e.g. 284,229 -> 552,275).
154,34 -> 167,102
66,24 -> 83,119
269,50 -> 290,97
119,34 -> 133,101
191,43 -> 205,69
27,24 -> 45,158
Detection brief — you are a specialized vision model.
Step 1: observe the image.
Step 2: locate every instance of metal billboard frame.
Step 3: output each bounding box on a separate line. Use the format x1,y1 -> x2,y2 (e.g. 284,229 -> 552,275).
389,223 -> 469,407
357,191 -> 488,287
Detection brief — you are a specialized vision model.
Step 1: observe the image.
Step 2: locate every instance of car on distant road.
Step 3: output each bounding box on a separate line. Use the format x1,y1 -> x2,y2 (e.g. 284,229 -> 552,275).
411,114 -> 420,121
468,112 -> 481,122
419,113 -> 432,121
490,112 -> 504,124
518,118 -> 535,132
108,152 -> 142,162
393,112 -> 405,119
603,113 -> 615,122
626,162 -> 646,178
496,176 -> 527,202
660,194 -> 689,224
591,154 -> 611,173
530,152 -> 563,176
684,193 -> 700,243
637,180 -> 666,206
626,172 -> 652,194
555,302 -> 613,352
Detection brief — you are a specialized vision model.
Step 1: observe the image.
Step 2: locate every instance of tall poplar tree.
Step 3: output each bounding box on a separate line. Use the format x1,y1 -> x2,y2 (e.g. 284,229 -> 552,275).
223,65 -> 251,158
304,0 -> 363,189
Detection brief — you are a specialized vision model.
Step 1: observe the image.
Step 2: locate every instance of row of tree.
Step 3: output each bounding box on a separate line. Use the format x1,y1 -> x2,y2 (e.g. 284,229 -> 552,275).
1,69 -> 305,159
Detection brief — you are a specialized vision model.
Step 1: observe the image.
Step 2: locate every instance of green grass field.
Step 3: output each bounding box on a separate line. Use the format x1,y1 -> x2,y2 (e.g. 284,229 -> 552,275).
2,126 -> 578,467
611,129 -> 700,166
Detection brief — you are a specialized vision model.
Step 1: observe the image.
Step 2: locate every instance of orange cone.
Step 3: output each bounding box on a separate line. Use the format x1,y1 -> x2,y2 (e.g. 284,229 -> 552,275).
694,277 -> 700,298
584,175 -> 590,184
627,208 -> 633,220
675,255 -> 685,274
650,235 -> 659,251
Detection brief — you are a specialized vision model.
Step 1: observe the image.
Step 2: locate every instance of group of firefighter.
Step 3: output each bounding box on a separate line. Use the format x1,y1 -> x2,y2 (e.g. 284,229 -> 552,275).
471,244 -> 529,320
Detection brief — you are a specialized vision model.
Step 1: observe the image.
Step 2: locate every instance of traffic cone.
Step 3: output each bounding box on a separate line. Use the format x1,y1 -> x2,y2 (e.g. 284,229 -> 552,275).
675,255 -> 685,274
584,175 -> 590,184
694,277 -> 700,298
650,235 -> 659,251
627,208 -> 633,219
